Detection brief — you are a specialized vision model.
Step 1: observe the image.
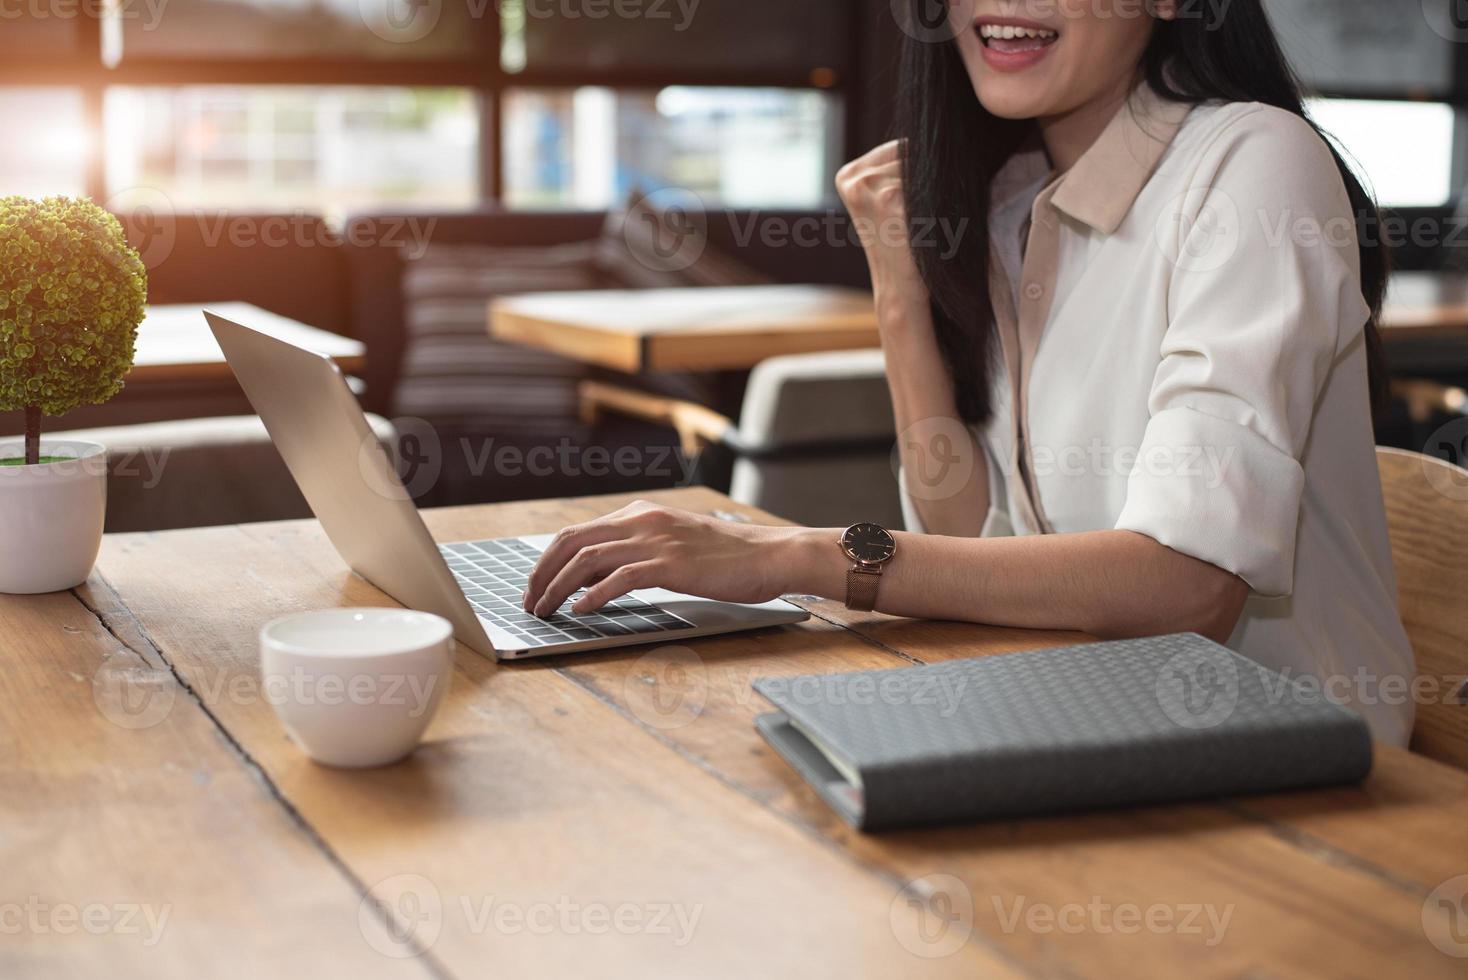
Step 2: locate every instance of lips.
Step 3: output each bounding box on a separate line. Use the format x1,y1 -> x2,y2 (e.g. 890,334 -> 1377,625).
975,18 -> 1059,72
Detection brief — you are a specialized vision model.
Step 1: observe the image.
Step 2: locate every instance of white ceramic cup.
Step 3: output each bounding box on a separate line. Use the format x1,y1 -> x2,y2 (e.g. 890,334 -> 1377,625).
259,608 -> 454,768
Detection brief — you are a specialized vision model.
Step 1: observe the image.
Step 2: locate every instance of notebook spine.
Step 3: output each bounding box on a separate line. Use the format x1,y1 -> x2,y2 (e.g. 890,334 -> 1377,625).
857,716 -> 1373,830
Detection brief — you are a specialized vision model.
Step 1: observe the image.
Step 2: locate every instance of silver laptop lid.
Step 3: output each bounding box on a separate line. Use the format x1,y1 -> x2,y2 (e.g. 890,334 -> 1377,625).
205,310 -> 494,656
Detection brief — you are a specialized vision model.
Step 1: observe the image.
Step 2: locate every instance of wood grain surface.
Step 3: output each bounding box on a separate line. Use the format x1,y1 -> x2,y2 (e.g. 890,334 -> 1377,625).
6,487 -> 1466,978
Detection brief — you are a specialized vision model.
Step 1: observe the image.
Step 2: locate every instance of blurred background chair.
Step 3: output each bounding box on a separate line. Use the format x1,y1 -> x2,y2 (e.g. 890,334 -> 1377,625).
1377,445 -> 1468,769
581,349 -> 902,529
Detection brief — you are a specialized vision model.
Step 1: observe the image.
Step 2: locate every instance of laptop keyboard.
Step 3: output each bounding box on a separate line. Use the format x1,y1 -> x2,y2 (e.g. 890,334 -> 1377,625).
439,538 -> 693,648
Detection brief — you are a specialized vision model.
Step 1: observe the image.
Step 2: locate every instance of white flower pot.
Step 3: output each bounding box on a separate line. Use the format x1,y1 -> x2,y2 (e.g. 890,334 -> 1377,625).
0,440 -> 108,594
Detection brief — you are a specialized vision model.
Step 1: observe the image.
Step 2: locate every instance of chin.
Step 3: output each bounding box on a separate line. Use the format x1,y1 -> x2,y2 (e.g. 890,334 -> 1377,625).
954,37 -> 1063,121
974,84 -> 1054,121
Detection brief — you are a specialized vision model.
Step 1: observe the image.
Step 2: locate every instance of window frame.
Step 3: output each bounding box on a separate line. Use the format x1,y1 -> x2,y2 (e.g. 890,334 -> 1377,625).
0,6 -> 859,207
1284,34 -> 1468,209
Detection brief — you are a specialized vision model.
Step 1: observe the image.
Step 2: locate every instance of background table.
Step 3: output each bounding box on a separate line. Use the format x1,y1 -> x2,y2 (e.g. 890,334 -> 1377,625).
132,302 -> 365,384
6,487 -> 1467,977
489,285 -> 879,373
489,274 -> 1468,379
1384,271 -> 1468,336
0,302 -> 367,435
1381,272 -> 1468,378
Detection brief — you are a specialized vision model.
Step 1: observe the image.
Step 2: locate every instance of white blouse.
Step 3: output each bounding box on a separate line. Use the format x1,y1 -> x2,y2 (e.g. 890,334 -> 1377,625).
901,85 -> 1416,745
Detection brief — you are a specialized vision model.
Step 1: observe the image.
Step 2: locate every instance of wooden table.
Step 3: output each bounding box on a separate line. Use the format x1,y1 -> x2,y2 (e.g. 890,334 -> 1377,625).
132,302 -> 365,383
488,273 -> 1468,376
1384,271 -> 1468,337
489,285 -> 879,373
7,487 -> 1467,978
1380,272 -> 1468,376
0,302 -> 370,435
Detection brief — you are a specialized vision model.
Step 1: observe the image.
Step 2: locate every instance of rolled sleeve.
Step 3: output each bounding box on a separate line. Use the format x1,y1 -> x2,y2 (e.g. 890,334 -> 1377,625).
1116,407 -> 1304,596
1115,108 -> 1371,597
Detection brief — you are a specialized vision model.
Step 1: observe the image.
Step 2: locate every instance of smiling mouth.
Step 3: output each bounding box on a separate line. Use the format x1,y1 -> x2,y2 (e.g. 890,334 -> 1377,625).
978,23 -> 1060,54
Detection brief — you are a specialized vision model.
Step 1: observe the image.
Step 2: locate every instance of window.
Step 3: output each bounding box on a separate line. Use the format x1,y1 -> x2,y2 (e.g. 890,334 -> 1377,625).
104,87 -> 480,216
1308,99 -> 1457,208
0,89 -> 90,198
502,87 -> 841,209
0,1 -> 852,217
1265,0 -> 1454,97
111,0 -> 487,61
501,0 -> 847,75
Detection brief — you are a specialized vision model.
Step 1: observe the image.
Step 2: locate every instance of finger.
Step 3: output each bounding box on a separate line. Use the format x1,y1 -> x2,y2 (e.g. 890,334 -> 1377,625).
868,139 -> 900,165
837,142 -> 900,190
534,540 -> 651,617
523,519 -> 629,611
572,561 -> 662,615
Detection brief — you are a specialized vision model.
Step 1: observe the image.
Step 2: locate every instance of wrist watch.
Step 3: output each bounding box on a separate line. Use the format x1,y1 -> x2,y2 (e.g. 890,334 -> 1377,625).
839,522 -> 896,612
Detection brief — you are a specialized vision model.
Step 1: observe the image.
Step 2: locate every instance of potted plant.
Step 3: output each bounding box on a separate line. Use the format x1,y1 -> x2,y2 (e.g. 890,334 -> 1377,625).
0,197 -> 146,594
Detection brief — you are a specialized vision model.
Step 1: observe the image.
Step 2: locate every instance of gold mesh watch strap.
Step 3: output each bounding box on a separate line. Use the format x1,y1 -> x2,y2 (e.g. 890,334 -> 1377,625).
845,567 -> 882,612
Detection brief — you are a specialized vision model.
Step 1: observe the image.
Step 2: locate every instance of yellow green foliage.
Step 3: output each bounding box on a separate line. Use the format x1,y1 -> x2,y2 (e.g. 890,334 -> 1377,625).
0,197 -> 146,416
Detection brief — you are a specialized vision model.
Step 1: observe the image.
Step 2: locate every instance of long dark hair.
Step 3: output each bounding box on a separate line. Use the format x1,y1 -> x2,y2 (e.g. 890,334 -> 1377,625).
896,1 -> 1389,426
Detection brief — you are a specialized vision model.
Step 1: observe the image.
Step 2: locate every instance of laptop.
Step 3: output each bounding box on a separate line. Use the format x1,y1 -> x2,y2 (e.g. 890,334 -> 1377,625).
205,310 -> 809,660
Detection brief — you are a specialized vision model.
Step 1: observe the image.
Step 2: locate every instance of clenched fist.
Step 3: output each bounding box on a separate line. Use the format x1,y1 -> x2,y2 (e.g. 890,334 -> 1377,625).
836,140 -> 924,292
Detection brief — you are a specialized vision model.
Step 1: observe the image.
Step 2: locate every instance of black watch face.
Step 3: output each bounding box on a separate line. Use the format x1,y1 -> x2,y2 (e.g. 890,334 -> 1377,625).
841,523 -> 895,564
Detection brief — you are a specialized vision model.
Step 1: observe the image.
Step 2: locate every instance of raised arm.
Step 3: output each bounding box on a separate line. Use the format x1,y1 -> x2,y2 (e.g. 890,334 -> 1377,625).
837,141 -> 989,537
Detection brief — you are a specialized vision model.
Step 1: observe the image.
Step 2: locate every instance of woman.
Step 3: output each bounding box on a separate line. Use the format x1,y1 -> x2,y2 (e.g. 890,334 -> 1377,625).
523,1 -> 1416,743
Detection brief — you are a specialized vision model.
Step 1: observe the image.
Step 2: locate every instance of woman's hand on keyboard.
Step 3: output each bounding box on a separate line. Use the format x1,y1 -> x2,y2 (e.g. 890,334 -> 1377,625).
522,500 -> 836,618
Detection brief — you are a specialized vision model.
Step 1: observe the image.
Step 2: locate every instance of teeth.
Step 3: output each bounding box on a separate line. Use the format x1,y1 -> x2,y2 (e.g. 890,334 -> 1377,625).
979,24 -> 1058,41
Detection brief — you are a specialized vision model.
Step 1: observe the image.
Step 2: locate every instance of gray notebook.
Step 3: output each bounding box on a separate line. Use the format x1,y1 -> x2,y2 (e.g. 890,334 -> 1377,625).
753,633 -> 1373,830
